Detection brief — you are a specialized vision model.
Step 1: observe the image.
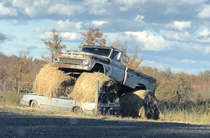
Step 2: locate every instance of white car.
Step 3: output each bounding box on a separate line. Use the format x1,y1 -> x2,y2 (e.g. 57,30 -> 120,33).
20,94 -> 120,115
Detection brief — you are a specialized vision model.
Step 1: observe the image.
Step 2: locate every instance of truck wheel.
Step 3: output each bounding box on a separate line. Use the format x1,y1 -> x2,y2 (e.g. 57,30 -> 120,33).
30,101 -> 39,108
74,107 -> 83,114
144,92 -> 160,120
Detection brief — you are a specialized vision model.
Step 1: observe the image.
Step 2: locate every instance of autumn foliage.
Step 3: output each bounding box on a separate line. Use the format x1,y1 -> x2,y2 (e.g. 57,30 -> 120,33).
42,29 -> 66,63
79,28 -> 106,47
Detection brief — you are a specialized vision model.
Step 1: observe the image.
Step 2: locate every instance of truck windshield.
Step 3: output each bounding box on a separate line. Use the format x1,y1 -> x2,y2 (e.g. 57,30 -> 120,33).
81,47 -> 111,57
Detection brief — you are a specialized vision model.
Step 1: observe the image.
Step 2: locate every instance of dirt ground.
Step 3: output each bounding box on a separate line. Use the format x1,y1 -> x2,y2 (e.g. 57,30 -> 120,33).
0,107 -> 210,138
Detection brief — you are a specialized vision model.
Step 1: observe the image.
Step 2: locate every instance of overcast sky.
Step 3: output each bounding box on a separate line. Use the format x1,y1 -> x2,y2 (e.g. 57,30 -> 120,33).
1,0 -> 210,75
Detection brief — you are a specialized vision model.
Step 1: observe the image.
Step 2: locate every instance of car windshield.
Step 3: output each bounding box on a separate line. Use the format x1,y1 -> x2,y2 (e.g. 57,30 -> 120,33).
81,47 -> 111,57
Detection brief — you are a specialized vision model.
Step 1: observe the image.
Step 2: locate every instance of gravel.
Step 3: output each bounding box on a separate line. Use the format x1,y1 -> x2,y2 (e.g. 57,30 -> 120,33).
0,112 -> 210,138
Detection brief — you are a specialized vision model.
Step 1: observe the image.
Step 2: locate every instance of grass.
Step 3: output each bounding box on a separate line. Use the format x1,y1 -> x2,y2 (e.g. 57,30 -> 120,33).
159,110 -> 210,125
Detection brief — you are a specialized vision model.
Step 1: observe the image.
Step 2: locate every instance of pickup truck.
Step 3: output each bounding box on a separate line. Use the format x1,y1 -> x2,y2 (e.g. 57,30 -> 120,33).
20,94 -> 120,115
53,45 -> 157,93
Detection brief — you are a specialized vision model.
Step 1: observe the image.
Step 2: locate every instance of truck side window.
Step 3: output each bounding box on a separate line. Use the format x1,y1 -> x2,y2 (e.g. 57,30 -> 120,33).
110,50 -> 121,62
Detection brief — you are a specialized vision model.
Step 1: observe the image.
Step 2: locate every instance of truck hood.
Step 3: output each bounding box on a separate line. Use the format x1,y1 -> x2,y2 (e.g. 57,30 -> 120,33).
58,50 -> 110,64
59,50 -> 103,57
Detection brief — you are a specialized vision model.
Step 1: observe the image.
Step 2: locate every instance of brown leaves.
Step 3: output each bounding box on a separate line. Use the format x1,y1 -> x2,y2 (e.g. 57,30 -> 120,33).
79,28 -> 106,47
42,29 -> 66,63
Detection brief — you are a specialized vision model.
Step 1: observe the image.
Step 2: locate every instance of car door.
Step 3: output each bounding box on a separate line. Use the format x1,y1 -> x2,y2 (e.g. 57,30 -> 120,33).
109,50 -> 125,82
59,97 -> 76,111
40,96 -> 60,110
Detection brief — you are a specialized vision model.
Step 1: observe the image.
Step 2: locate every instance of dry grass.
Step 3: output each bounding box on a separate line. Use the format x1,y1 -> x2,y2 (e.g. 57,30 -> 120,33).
33,64 -> 76,98
160,110 -> 210,124
69,72 -> 117,103
1,105 -> 210,124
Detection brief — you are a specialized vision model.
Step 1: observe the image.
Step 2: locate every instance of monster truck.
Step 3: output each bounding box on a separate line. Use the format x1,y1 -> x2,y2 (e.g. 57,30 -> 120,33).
52,45 -> 159,119
53,45 -> 156,92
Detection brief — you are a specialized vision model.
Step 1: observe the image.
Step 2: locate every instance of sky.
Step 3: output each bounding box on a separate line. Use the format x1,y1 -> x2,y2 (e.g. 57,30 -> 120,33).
1,0 -> 210,75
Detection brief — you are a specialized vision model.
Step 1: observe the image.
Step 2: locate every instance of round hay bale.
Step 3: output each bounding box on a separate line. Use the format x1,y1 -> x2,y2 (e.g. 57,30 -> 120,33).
33,64 -> 76,98
69,72 -> 118,103
119,90 -> 159,119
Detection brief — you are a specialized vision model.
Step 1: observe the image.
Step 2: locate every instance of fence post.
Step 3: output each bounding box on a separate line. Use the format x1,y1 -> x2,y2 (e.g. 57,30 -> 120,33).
95,80 -> 99,115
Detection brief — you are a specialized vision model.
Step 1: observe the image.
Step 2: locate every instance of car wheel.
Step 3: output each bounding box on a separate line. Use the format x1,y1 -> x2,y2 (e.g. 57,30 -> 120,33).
30,101 -> 39,108
74,107 -> 83,114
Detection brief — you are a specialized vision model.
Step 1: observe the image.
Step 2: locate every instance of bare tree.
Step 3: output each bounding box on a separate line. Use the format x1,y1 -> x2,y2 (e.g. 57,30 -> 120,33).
42,29 -> 66,63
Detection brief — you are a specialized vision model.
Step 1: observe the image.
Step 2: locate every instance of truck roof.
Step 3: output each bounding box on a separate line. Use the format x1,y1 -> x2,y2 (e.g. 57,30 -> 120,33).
82,45 -> 123,53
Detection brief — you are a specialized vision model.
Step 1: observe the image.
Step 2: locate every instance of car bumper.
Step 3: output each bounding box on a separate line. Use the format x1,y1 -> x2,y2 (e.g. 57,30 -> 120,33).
20,99 -> 29,106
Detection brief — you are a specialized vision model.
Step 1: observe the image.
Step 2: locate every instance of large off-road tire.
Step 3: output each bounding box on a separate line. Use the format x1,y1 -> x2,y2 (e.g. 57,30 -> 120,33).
119,90 -> 159,120
143,92 -> 160,120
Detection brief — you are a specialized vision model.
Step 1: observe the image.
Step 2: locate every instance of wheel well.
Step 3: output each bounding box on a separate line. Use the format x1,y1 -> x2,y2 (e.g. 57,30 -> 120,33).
29,100 -> 33,106
91,63 -> 104,73
29,100 -> 38,106
135,84 -> 146,90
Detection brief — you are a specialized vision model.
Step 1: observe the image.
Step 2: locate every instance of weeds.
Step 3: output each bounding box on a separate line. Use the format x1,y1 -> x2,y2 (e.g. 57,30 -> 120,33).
0,92 -> 25,106
158,100 -> 210,124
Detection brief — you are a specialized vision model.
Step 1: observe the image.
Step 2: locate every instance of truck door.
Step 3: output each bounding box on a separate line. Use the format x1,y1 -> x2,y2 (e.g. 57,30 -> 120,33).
110,50 -> 125,82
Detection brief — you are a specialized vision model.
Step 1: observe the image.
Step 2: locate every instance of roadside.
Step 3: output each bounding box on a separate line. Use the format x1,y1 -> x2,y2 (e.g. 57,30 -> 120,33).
0,106 -> 210,138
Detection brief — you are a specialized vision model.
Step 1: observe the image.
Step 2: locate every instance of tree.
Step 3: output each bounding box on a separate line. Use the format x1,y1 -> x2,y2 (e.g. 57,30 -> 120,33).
119,39 -> 143,70
42,29 -> 66,63
12,48 -> 33,93
79,28 -> 106,47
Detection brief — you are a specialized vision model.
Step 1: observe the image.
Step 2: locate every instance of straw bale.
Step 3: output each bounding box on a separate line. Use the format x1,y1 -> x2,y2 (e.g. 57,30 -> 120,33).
69,72 -> 118,103
33,64 -> 76,98
120,90 -> 159,119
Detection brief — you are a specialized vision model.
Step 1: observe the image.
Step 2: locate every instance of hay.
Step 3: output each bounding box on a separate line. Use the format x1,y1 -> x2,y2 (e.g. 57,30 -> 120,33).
119,90 -> 159,119
69,72 -> 118,103
33,64 -> 76,98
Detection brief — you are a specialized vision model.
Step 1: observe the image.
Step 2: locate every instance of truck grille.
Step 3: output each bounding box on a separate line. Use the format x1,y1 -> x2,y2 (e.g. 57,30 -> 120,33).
60,58 -> 83,65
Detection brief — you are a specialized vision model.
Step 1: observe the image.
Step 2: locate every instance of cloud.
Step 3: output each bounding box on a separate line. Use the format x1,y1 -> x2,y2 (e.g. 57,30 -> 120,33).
163,31 -> 190,41
103,32 -> 127,45
198,28 -> 210,36
84,0 -> 109,15
91,21 -> 108,26
61,32 -> 80,41
115,0 -> 147,6
0,3 -> 17,17
134,15 -> 144,22
197,5 -> 210,18
47,4 -> 83,16
125,31 -> 171,51
119,6 -> 128,12
12,0 -> 49,18
35,20 -> 82,33
180,59 -> 196,64
171,21 -> 191,31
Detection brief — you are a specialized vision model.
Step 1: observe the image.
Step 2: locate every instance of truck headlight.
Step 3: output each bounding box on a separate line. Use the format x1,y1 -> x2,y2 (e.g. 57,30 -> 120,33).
83,59 -> 90,66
